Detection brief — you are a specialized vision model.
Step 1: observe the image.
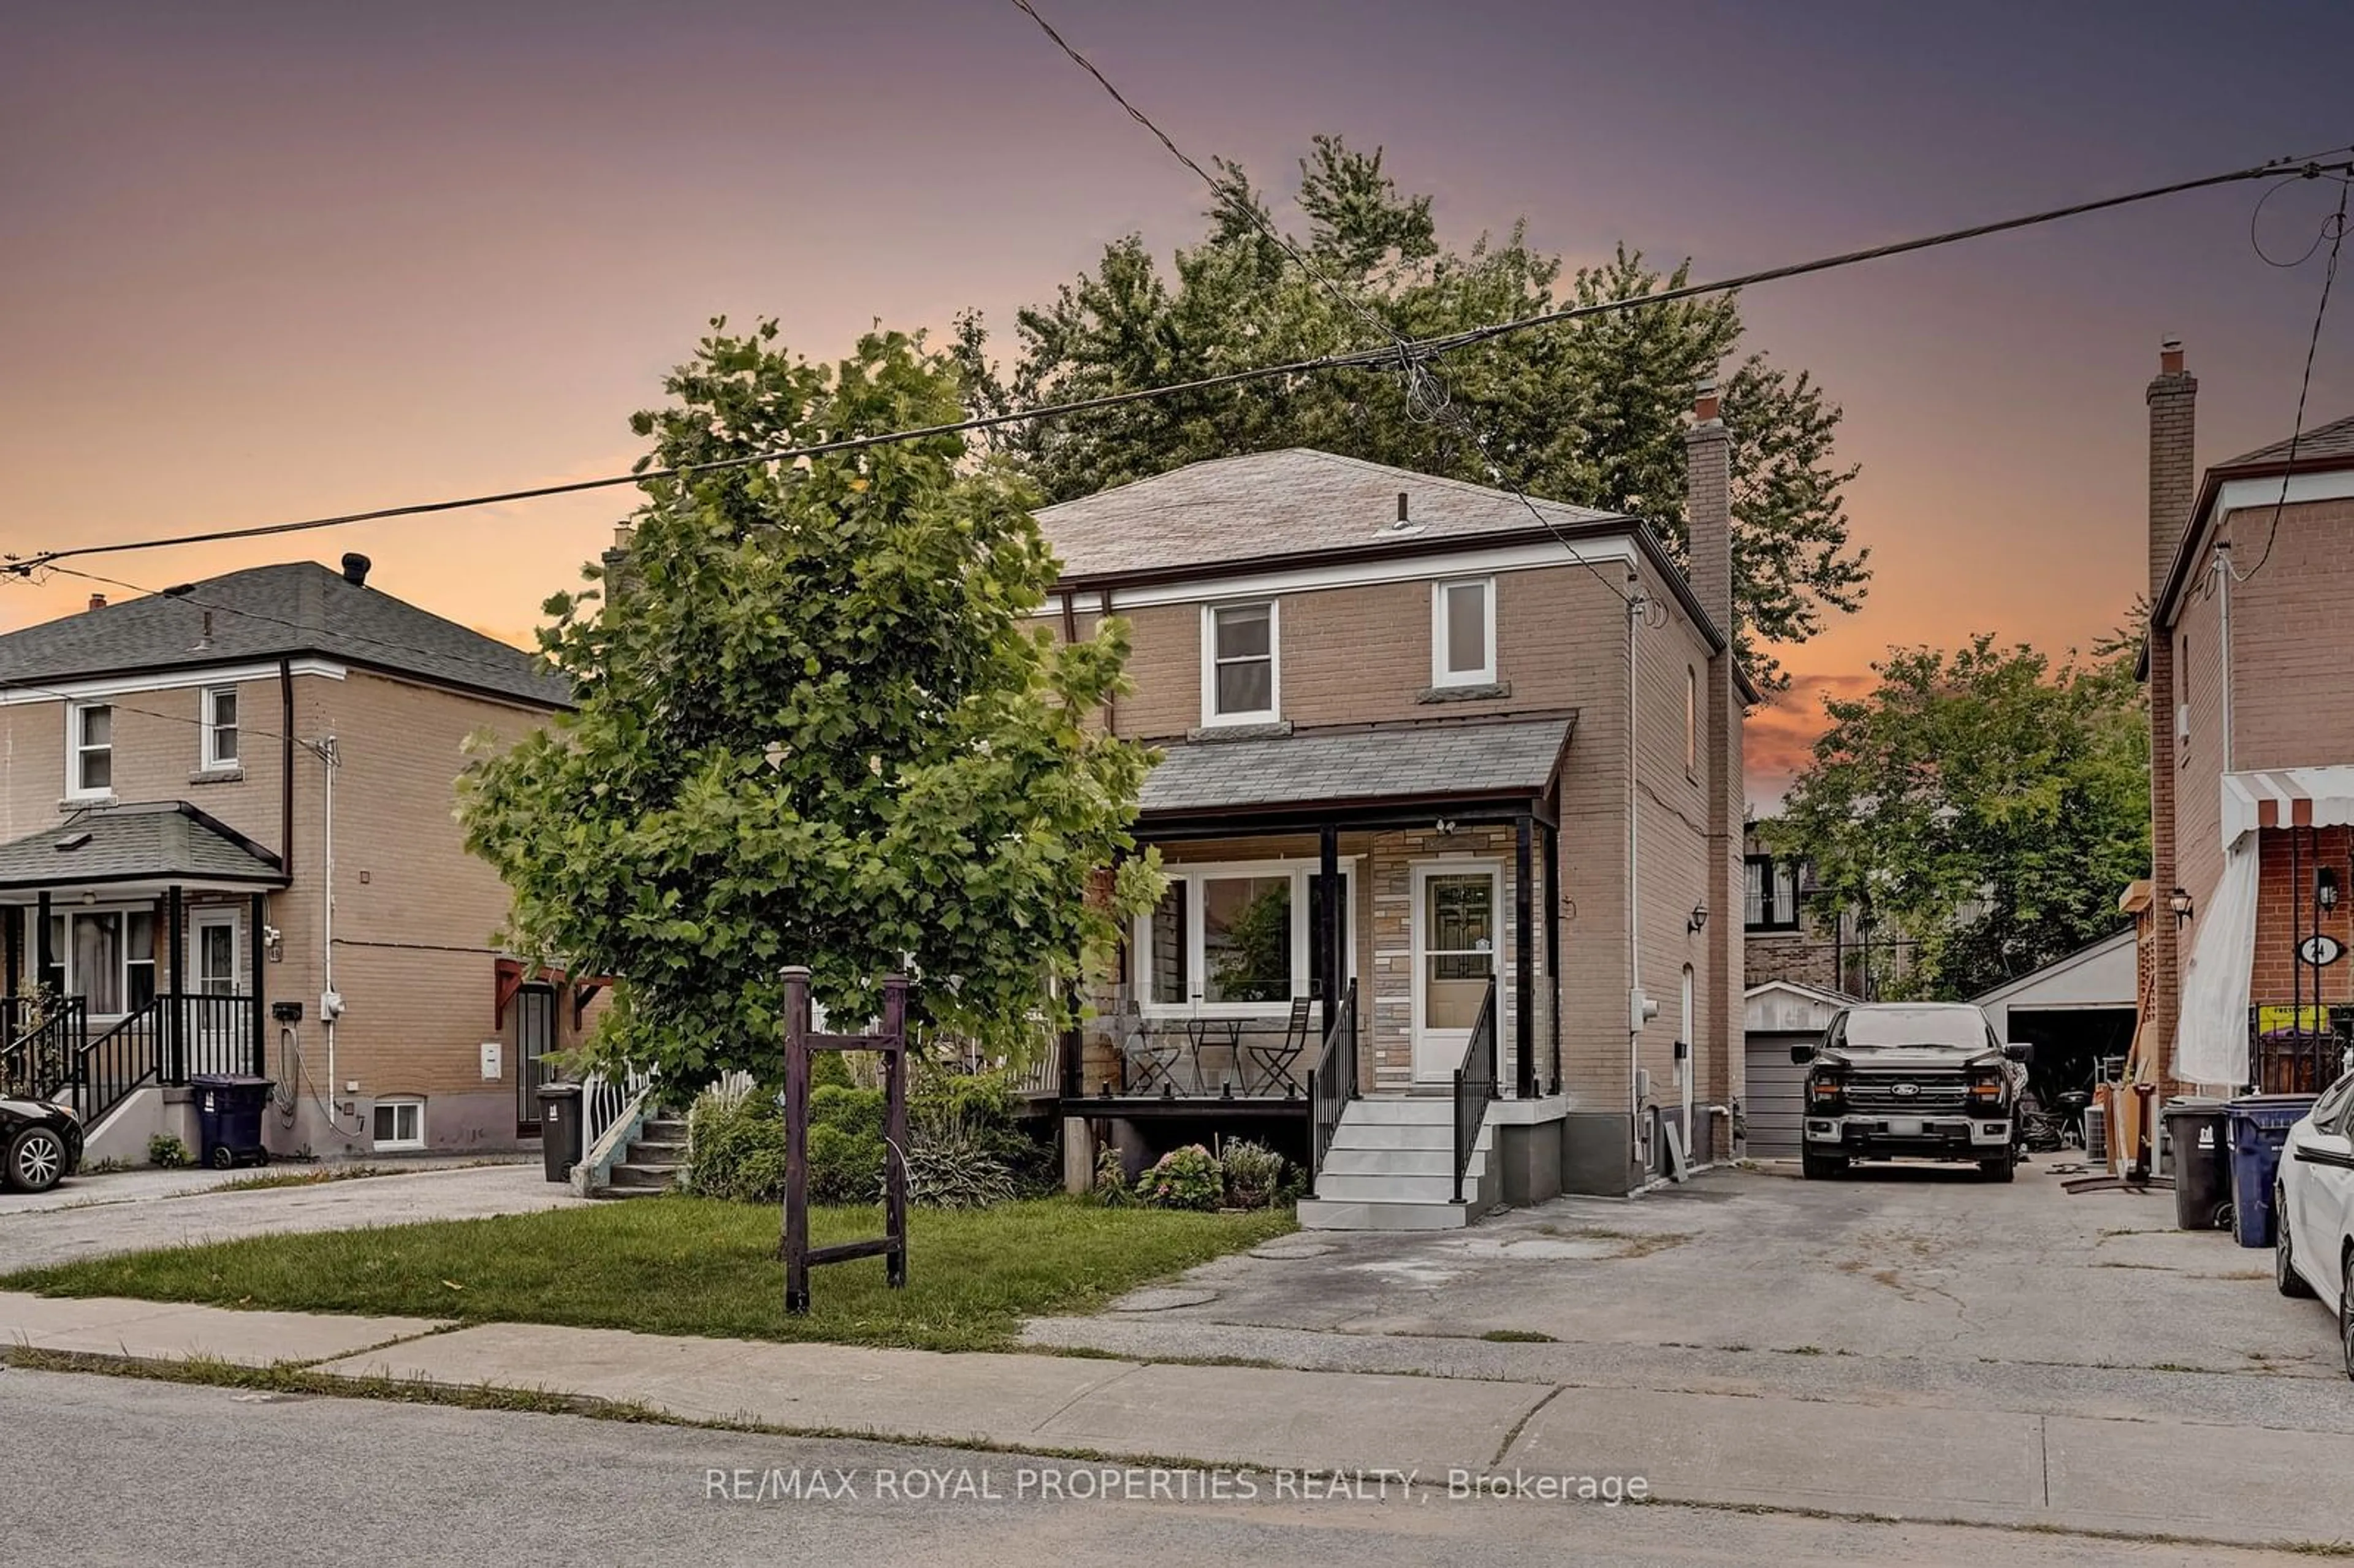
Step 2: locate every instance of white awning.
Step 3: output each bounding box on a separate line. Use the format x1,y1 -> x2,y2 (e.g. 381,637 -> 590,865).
2179,768 -> 2354,1086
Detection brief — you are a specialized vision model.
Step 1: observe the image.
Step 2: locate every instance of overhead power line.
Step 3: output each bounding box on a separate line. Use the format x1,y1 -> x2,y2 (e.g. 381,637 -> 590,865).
4,145 -> 2348,579
1004,0 -> 1643,609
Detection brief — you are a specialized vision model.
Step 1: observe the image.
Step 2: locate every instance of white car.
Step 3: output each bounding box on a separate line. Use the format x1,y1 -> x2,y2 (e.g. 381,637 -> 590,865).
2274,1068 -> 2354,1381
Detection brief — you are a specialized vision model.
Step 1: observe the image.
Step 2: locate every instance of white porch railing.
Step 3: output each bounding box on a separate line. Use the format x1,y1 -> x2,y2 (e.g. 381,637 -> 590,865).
571,1068 -> 655,1196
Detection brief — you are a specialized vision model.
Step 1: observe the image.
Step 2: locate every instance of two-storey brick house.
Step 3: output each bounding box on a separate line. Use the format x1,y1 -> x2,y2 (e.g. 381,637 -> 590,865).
2143,341 -> 2354,1100
1040,392 -> 1751,1223
0,554 -> 585,1163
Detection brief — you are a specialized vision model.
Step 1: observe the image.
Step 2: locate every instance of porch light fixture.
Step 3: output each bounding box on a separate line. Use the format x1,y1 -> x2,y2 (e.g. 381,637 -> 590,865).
2319,868 -> 2340,913
1687,900 -> 1710,934
2170,886 -> 2194,927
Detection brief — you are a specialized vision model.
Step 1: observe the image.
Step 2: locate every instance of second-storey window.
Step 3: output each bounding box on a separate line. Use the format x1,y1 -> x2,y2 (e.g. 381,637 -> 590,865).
1203,601 -> 1278,723
1745,854 -> 1802,932
1431,577 -> 1495,687
67,702 -> 113,797
202,686 -> 239,769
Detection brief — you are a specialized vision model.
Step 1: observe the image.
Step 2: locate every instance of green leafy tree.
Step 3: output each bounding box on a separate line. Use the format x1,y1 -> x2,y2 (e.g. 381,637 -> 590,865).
1767,632 -> 2150,999
954,135 -> 1868,688
460,322 -> 1160,1083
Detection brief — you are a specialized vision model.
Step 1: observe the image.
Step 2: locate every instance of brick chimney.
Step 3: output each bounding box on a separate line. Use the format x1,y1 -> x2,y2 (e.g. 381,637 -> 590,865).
2149,340 -> 2197,601
86,593 -> 106,612
2145,340 -> 2196,1094
1683,381 -> 1741,1157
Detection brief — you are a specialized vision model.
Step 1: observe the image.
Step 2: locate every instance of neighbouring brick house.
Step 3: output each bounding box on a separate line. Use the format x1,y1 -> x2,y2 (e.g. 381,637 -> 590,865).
1739,822 -> 1913,1000
0,554 -> 588,1163
1038,391 -> 1751,1224
2141,340 -> 2354,1099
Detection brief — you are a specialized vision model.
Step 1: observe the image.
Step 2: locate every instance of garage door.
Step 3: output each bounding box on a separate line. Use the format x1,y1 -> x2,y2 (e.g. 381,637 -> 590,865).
1744,1032 -> 1815,1157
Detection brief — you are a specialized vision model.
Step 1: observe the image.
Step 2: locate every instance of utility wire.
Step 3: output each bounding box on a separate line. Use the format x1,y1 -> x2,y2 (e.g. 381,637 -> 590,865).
2233,174 -> 2349,583
4,147 -> 2348,579
1004,0 -> 1641,609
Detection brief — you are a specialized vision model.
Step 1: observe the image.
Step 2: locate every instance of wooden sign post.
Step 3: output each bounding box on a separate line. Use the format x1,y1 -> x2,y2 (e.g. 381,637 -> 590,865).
782,965 -> 908,1315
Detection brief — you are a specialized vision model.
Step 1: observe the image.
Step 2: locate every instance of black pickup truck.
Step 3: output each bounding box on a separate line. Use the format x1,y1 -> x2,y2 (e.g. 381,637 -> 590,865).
1789,1003 -> 2032,1182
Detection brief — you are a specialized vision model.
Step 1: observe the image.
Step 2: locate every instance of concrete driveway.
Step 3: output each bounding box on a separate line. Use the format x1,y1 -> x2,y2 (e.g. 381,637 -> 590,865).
0,1161 -> 590,1273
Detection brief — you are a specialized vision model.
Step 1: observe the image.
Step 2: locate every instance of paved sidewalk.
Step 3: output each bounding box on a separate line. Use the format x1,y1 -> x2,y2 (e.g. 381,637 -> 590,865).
4,1289 -> 2350,1551
0,1154 -> 531,1218
0,1163 -> 584,1271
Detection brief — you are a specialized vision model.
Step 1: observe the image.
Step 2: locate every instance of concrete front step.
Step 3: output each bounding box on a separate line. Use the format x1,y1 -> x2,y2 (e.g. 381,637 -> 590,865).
630,1138 -> 687,1161
1294,1196 -> 1474,1230
1311,1166 -> 1484,1205
609,1162 -> 679,1189
1334,1097 -> 1458,1125
587,1183 -> 665,1200
641,1119 -> 690,1141
1319,1144 -> 1481,1178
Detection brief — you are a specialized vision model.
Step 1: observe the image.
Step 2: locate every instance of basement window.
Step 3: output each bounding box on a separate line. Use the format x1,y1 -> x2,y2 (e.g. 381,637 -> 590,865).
371,1098 -> 425,1151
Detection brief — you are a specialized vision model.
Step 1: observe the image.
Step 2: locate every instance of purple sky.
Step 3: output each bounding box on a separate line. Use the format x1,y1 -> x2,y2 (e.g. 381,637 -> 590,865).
4,0 -> 2349,801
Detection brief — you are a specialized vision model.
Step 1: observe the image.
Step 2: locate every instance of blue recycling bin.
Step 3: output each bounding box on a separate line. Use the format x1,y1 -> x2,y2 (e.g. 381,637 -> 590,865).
2225,1094 -> 2318,1247
189,1073 -> 274,1170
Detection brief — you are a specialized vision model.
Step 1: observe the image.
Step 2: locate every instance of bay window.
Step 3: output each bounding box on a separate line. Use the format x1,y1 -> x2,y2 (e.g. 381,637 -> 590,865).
1133,860 -> 1352,1013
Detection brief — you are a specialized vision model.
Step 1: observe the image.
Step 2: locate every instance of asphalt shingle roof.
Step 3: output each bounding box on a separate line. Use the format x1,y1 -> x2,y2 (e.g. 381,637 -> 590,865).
1034,449 -> 1631,580
2219,411 -> 2354,470
0,802 -> 286,890
1139,716 -> 1574,816
0,561 -> 569,708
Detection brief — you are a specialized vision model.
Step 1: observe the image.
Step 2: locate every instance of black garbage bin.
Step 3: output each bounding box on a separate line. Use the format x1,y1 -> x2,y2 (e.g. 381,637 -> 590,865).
538,1083 -> 584,1183
2162,1097 -> 2230,1231
189,1074 -> 273,1170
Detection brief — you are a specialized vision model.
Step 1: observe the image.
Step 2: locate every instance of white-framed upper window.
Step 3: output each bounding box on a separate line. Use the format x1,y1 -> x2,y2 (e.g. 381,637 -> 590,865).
1431,577 -> 1495,687
372,1097 -> 425,1151
1201,601 -> 1279,725
201,685 -> 239,770
1132,858 -> 1355,1015
66,701 -> 113,798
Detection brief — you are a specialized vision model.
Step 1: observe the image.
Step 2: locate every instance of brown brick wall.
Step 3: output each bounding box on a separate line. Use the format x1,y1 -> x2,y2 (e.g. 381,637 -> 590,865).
2249,826 -> 2354,1011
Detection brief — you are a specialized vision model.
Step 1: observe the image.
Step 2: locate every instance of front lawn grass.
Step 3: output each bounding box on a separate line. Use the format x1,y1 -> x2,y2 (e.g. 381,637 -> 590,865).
0,1197 -> 1290,1353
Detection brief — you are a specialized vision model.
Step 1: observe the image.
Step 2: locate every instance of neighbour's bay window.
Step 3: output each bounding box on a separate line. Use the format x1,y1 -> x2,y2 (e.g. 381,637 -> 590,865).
1133,860 -> 1354,1014
47,910 -> 156,1014
1431,577 -> 1495,687
1202,601 -> 1278,724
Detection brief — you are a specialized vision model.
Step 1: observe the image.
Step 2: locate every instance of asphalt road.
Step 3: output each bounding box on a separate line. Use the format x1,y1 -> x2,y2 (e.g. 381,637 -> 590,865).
0,1368 -> 2319,1567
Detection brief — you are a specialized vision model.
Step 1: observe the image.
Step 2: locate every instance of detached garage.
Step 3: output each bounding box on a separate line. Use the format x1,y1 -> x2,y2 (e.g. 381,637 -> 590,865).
1743,980 -> 1852,1157
1969,928 -> 2138,1105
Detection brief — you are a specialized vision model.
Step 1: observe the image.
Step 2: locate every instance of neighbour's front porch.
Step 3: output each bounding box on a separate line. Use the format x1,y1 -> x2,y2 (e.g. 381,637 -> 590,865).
0,802 -> 285,1130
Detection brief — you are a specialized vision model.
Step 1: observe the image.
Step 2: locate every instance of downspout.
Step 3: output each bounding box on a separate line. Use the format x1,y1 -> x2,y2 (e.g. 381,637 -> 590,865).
320,735 -> 343,1119
1626,589 -> 1644,1168
278,658 -> 295,875
2214,546 -> 2234,775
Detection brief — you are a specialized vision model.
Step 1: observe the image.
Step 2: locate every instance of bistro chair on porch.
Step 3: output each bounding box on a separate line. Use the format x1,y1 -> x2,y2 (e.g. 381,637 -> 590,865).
1117,1000 -> 1184,1096
1243,995 -> 1314,1097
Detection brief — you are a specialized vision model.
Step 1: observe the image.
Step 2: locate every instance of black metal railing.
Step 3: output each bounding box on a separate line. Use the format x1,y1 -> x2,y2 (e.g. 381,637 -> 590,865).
177,994 -> 259,1079
1308,979 -> 1358,1176
2248,1005 -> 2352,1095
3,995 -> 87,1101
80,999 -> 167,1130
1453,976 -> 1499,1203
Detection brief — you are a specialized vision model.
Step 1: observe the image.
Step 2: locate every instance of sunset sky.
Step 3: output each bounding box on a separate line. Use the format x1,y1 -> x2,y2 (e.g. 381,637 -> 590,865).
5,1 -> 2350,806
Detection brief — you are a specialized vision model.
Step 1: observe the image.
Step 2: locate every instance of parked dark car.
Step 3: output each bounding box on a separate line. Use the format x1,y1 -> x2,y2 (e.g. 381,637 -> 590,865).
1789,1003 -> 2032,1182
0,1095 -> 84,1193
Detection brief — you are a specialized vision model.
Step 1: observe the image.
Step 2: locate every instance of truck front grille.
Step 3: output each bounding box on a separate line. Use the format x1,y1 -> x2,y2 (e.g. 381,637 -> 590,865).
1843,1075 -> 1970,1113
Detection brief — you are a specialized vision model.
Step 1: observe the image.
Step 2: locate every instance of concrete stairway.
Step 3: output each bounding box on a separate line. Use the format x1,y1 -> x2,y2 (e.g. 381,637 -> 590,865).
594,1114 -> 686,1199
1297,1096 -> 1499,1231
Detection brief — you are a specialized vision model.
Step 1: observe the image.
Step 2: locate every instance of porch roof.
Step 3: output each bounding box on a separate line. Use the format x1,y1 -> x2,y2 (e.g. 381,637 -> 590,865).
1138,714 -> 1572,821
0,801 -> 286,892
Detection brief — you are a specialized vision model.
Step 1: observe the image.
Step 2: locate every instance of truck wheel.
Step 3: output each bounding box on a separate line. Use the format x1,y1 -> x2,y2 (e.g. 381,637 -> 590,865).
1978,1154 -> 2016,1182
1800,1149 -> 1848,1181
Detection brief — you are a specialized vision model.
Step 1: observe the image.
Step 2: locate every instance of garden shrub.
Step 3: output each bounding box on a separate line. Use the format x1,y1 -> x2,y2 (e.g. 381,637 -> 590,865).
682,1078 -> 885,1205
1140,1144 -> 1222,1211
1219,1138 -> 1287,1209
148,1134 -> 190,1169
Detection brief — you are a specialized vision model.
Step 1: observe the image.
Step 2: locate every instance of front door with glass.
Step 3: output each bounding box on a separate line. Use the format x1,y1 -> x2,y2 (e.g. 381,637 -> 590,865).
1412,866 -> 1499,1083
